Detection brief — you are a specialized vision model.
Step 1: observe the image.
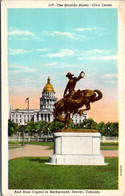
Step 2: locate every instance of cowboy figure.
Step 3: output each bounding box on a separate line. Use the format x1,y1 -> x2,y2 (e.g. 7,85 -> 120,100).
63,71 -> 85,98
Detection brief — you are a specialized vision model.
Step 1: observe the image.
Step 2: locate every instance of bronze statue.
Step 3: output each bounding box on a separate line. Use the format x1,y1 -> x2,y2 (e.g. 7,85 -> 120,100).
63,71 -> 85,98
54,71 -> 103,128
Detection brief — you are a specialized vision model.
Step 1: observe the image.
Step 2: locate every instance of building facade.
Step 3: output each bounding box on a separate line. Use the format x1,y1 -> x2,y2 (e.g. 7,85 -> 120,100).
9,77 -> 87,125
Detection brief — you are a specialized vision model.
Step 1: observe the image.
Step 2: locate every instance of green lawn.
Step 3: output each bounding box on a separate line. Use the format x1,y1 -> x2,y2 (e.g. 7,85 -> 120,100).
100,146 -> 118,150
9,157 -> 118,190
9,142 -> 53,149
9,144 -> 23,149
101,142 -> 118,146
9,142 -> 118,150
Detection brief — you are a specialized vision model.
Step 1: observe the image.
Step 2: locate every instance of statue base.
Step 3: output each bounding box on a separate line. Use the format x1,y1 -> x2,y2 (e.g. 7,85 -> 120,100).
48,131 -> 107,165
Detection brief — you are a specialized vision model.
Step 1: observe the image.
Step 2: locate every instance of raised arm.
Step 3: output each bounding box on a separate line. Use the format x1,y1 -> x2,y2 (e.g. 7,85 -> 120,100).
75,71 -> 85,82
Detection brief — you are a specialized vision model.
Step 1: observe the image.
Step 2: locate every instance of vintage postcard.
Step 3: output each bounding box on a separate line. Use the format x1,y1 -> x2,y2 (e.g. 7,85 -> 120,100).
1,0 -> 125,195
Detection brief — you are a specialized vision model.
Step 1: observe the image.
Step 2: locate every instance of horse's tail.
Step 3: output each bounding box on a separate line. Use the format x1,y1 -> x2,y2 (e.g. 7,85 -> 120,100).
93,90 -> 103,102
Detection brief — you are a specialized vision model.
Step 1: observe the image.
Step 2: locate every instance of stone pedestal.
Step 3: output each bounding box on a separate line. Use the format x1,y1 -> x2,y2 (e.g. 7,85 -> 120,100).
49,132 -> 107,165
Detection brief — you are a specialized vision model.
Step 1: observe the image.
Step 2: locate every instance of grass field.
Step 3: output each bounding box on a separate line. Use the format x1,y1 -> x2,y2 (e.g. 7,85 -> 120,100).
101,143 -> 118,146
9,157 -> 118,190
9,142 -> 118,150
9,142 -> 53,149
9,143 -> 23,149
100,146 -> 118,150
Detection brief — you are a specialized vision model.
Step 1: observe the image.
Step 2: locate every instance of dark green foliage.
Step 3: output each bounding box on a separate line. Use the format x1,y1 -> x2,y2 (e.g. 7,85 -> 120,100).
37,121 -> 49,135
98,122 -> 119,137
49,121 -> 64,132
8,120 -> 17,136
70,118 -> 118,137
35,121 -> 64,135
110,123 -> 119,136
77,118 -> 98,129
8,118 -> 119,137
96,122 -> 105,135
25,121 -> 37,134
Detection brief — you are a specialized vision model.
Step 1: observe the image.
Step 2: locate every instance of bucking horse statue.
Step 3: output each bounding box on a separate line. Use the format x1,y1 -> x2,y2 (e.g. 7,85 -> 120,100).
53,71 -> 103,128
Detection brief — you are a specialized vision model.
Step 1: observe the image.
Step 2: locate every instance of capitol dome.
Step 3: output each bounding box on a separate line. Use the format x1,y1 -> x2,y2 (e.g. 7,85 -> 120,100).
43,77 -> 55,93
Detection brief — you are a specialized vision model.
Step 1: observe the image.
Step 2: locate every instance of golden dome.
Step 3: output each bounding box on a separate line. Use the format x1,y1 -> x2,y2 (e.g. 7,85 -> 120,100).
43,77 -> 55,93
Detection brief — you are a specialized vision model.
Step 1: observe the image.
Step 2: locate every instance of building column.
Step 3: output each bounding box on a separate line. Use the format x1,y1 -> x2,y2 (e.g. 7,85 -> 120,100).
39,115 -> 41,121
43,114 -> 45,121
50,114 -> 53,122
46,114 -> 47,121
34,114 -> 37,122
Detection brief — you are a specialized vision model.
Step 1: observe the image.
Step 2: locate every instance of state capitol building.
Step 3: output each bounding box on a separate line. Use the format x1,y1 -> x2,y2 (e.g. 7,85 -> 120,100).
9,77 -> 87,125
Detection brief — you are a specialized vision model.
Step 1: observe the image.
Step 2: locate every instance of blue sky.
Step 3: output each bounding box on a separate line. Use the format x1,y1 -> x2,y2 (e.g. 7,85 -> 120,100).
8,8 -> 118,121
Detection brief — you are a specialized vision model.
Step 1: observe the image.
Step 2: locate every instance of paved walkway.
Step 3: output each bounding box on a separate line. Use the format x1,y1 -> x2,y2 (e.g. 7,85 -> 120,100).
9,145 -> 118,160
101,150 -> 118,158
9,145 -> 53,160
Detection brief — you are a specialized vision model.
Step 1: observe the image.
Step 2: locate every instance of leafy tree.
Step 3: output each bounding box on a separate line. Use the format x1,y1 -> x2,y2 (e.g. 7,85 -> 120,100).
109,122 -> 119,137
100,124 -> 107,136
36,121 -> 48,134
91,121 -> 98,129
8,120 -> 16,136
96,122 -> 105,130
42,122 -> 50,135
8,117 -> 119,137
95,121 -> 118,136
96,122 -> 105,135
25,121 -> 37,134
53,121 -> 64,131
68,121 -> 75,129
16,124 -> 22,133
48,122 -> 55,134
81,118 -> 97,129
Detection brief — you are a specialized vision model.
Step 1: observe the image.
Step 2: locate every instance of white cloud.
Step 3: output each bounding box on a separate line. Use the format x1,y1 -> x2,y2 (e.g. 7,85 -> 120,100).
43,30 -> 88,40
74,27 -> 96,32
78,55 -> 118,61
77,48 -> 117,61
102,73 -> 118,86
8,64 -> 35,74
8,30 -> 34,36
74,27 -> 106,37
47,49 -> 74,58
9,64 -> 22,69
37,48 -> 50,52
105,80 -> 118,85
8,29 -> 43,41
104,73 -> 118,79
46,62 -> 58,66
40,48 -> 117,61
79,48 -> 116,56
52,31 -> 78,40
74,27 -> 104,32
9,48 -> 32,55
55,65 -> 65,69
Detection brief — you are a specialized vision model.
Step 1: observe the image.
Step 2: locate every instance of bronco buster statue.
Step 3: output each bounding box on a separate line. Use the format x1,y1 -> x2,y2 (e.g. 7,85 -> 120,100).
48,72 -> 107,165
54,71 -> 103,128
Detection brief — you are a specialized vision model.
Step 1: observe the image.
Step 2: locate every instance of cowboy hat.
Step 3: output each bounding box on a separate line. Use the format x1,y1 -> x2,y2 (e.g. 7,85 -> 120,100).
66,72 -> 74,77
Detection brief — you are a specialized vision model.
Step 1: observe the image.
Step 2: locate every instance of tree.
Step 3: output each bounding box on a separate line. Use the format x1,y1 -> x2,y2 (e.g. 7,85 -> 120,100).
36,121 -> 48,134
53,121 -> 64,131
91,121 -> 98,129
109,123 -> 118,137
68,121 -> 75,129
81,118 -> 97,129
8,120 -> 16,136
25,121 -> 37,135
96,122 -> 105,136
16,124 -> 22,133
42,122 -> 50,135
